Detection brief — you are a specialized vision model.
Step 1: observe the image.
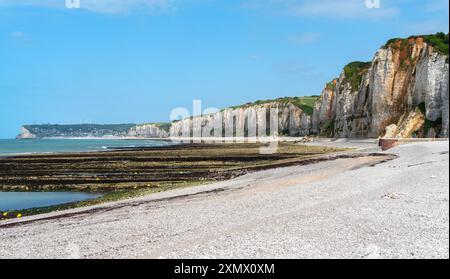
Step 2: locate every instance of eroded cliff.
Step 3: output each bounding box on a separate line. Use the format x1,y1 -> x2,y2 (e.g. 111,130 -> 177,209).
169,97 -> 318,138
170,34 -> 448,139
312,33 -> 449,138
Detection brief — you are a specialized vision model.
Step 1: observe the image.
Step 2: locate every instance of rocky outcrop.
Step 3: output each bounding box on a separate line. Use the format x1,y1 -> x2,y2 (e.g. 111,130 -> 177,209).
383,108 -> 425,138
312,34 -> 449,138
171,34 -> 448,140
16,127 -> 37,139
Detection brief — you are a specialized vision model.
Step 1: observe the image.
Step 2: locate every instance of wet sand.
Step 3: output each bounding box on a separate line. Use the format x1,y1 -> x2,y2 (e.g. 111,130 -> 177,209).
0,143 -> 340,192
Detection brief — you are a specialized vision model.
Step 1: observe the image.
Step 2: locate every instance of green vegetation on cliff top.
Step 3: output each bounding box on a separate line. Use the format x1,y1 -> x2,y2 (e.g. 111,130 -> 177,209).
230,96 -> 320,116
384,32 -> 449,57
154,122 -> 171,131
343,61 -> 371,91
325,79 -> 337,91
423,33 -> 449,56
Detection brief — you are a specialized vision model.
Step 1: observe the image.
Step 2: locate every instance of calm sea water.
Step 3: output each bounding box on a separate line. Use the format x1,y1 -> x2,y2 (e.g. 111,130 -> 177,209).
0,138 -> 173,211
0,138 -> 173,156
0,192 -> 102,211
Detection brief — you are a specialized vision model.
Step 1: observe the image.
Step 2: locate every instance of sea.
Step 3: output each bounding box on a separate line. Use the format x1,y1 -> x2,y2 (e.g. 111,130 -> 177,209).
0,138 -> 173,212
0,138 -> 173,156
0,192 -> 103,211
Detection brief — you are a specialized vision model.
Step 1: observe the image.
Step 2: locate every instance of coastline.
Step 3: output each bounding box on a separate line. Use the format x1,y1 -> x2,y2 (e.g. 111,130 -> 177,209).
0,139 -> 392,221
0,137 -> 179,158
16,136 -> 174,141
0,151 -> 395,228
0,141 -> 346,218
0,140 -> 447,258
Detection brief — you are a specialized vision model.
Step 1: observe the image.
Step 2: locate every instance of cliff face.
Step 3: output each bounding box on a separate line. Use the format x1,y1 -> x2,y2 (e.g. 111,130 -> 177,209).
170,100 -> 314,138
171,35 -> 448,140
17,127 -> 37,139
17,34 -> 448,140
312,35 -> 449,138
311,86 -> 335,136
128,124 -> 169,138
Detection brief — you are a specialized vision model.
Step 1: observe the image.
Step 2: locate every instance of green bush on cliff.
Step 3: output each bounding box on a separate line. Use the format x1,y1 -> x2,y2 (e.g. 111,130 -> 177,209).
423,32 -> 449,56
229,96 -> 320,116
325,80 -> 337,91
289,96 -> 319,115
343,61 -> 371,91
383,33 -> 449,57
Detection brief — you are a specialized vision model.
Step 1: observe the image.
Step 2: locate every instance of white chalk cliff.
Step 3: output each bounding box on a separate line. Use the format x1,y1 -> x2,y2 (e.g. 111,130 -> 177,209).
313,36 -> 449,138
128,124 -> 169,138
171,34 -> 449,139
170,101 -> 313,138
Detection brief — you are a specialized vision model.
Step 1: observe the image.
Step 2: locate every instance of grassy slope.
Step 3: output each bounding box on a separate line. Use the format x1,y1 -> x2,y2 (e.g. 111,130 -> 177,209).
343,61 -> 372,91
230,96 -> 320,116
384,32 -> 449,57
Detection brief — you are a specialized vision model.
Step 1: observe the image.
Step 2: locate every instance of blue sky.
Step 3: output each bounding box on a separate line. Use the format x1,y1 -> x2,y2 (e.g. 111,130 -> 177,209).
0,0 -> 448,138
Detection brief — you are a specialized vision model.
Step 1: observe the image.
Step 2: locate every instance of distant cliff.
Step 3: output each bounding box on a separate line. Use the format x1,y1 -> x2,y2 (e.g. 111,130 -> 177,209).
16,123 -> 170,139
127,123 -> 170,138
170,97 -> 318,137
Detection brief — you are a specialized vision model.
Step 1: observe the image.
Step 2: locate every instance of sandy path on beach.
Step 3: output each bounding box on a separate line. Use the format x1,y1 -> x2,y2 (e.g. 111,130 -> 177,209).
0,141 -> 448,259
